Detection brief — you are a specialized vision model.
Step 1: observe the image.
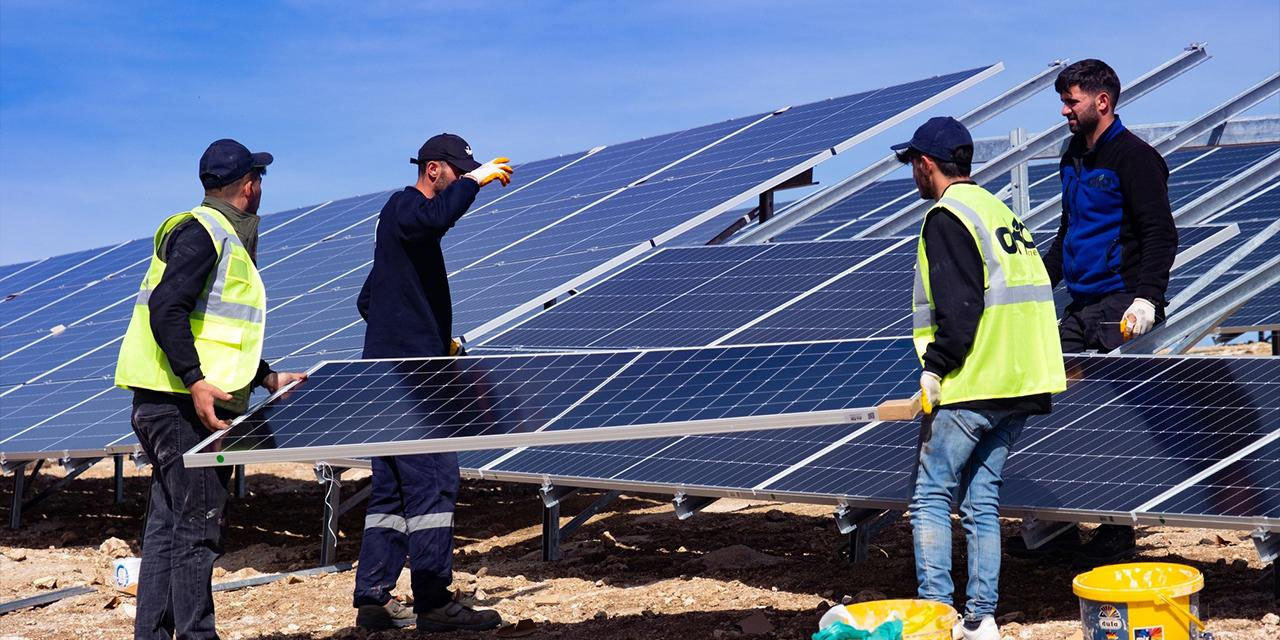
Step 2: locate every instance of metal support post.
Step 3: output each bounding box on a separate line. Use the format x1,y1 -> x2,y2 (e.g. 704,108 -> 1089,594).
316,463 -> 347,566
1008,129 -> 1030,217
541,499 -> 562,562
1272,331 -> 1279,356
756,190 -> 775,225
9,462 -> 31,530
1020,517 -> 1078,550
834,504 -> 900,564
20,458 -> 98,525
113,455 -> 125,505
234,465 -> 247,498
673,492 -> 717,520
539,486 -> 621,562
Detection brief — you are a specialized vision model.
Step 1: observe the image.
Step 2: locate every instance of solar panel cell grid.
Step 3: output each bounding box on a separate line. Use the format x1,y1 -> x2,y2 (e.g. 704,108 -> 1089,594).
186,338 -> 919,465
1141,437 -> 1280,522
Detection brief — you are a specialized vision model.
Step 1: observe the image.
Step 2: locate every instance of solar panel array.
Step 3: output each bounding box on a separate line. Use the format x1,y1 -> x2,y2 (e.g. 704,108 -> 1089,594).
469,353 -> 1280,529
186,339 -> 920,467
764,142 -> 1280,244
1,66 -> 994,463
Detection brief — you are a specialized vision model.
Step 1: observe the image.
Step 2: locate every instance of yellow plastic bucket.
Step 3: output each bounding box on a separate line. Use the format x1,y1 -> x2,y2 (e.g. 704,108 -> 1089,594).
820,599 -> 958,639
1073,562 -> 1206,640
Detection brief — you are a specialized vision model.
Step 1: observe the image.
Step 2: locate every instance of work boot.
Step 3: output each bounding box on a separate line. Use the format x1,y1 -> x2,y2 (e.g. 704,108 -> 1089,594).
356,597 -> 415,631
416,600 -> 503,633
952,615 -> 999,640
1073,525 -> 1137,568
1005,524 -> 1080,559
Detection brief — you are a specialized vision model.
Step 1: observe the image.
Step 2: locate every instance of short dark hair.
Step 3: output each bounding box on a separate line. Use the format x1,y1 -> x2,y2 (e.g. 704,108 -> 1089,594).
897,145 -> 973,178
1055,59 -> 1121,106
204,167 -> 263,198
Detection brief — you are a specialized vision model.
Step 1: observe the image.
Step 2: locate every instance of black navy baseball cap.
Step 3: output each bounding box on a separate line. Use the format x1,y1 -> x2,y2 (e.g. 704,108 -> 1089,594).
891,117 -> 973,163
199,139 -> 273,189
411,133 -> 481,172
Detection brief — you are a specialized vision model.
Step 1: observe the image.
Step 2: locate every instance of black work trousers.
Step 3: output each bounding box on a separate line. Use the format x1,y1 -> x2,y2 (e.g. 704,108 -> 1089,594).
1059,292 -> 1165,353
130,392 -> 233,640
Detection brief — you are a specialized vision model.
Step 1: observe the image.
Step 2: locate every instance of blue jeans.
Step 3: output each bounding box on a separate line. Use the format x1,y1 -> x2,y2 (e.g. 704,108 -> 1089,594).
909,407 -> 1026,622
130,393 -> 233,640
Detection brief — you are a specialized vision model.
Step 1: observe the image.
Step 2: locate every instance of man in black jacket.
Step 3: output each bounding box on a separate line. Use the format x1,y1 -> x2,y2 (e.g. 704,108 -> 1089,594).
352,134 -> 512,633
117,139 -> 306,639
1043,59 -> 1178,352
1041,59 -> 1176,564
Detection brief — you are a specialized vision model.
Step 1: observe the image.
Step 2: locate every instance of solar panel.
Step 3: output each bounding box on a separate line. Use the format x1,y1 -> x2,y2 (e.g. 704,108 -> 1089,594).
1204,181 -> 1280,225
481,238 -> 904,350
0,259 -> 43,285
720,243 -> 916,343
1164,143 -> 1280,210
999,355 -> 1280,518
1138,434 -> 1280,526
470,353 -> 1280,531
182,338 -> 919,467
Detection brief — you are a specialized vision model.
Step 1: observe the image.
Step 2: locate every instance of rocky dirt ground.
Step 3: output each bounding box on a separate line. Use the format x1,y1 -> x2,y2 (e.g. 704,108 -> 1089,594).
0,461 -> 1276,640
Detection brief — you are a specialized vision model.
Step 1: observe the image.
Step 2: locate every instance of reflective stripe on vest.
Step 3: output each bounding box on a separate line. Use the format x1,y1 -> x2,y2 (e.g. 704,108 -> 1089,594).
114,206 -> 267,397
912,183 -> 1066,405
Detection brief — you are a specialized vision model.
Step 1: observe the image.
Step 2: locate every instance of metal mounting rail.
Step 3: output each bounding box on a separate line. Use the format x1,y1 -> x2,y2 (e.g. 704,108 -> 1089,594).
728,60 -> 1065,245
1023,69 -> 1280,229
861,43 -> 1210,238
1168,219 -> 1280,311
1123,252 -> 1280,354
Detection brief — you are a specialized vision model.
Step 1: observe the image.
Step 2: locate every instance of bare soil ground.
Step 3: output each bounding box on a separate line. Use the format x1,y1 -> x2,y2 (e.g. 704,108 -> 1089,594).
0,462 -> 1276,640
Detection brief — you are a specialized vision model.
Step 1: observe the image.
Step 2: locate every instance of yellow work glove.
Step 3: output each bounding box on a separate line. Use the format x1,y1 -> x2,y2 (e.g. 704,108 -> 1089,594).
465,157 -> 513,187
449,339 -> 467,357
920,371 -> 941,415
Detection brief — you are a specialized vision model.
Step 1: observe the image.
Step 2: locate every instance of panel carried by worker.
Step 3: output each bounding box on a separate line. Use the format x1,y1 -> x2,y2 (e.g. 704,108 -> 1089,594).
351,133 -> 512,633
114,138 -> 308,640
1037,58 -> 1177,565
895,117 -> 1066,640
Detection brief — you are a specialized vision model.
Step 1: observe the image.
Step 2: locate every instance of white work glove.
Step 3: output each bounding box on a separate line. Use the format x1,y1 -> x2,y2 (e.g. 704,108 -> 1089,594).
1122,297 -> 1157,338
464,157 -> 513,187
919,371 -> 942,415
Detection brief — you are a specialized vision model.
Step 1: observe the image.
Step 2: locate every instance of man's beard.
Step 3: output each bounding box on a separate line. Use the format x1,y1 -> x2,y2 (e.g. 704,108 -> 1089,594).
1069,106 -> 1100,135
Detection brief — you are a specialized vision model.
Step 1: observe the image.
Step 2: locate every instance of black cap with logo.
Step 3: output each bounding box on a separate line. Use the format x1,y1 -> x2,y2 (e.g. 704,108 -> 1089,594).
199,139 -> 273,189
411,133 -> 481,173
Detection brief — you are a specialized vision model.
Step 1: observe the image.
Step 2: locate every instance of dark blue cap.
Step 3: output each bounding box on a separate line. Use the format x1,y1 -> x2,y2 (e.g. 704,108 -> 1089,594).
891,117 -> 973,163
199,139 -> 273,189
411,133 -> 481,172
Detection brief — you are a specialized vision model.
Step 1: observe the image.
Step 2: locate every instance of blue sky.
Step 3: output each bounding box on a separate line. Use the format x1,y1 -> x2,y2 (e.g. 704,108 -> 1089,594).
1,1 -> 1277,263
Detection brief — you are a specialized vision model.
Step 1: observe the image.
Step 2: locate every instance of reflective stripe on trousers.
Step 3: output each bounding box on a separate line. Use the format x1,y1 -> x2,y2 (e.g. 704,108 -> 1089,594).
364,512 -> 454,533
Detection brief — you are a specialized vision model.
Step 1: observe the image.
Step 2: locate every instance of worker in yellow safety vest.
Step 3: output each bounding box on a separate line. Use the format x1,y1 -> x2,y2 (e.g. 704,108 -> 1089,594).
114,139 -> 306,640
894,117 -> 1066,640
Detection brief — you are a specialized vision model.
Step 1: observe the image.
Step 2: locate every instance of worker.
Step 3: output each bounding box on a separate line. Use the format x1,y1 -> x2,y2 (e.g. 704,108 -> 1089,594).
352,133 -> 512,633
114,138 -> 307,640
896,117 -> 1066,640
1040,58 -> 1176,565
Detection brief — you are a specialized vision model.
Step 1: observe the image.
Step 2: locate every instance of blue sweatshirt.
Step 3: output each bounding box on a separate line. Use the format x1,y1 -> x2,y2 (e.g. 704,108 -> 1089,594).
358,180 -> 480,359
1042,117 -> 1177,304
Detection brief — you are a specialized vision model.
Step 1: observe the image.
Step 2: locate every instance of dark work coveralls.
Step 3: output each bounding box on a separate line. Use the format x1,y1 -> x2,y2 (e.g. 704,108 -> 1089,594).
352,179 -> 479,612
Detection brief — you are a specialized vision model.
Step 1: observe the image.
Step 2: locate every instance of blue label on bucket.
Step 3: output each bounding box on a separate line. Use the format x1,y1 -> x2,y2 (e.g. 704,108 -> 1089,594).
1080,599 -> 1127,640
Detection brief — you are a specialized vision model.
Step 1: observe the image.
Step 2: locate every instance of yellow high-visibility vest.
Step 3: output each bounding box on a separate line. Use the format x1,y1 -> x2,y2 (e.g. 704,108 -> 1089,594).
912,183 -> 1066,405
115,206 -> 266,396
